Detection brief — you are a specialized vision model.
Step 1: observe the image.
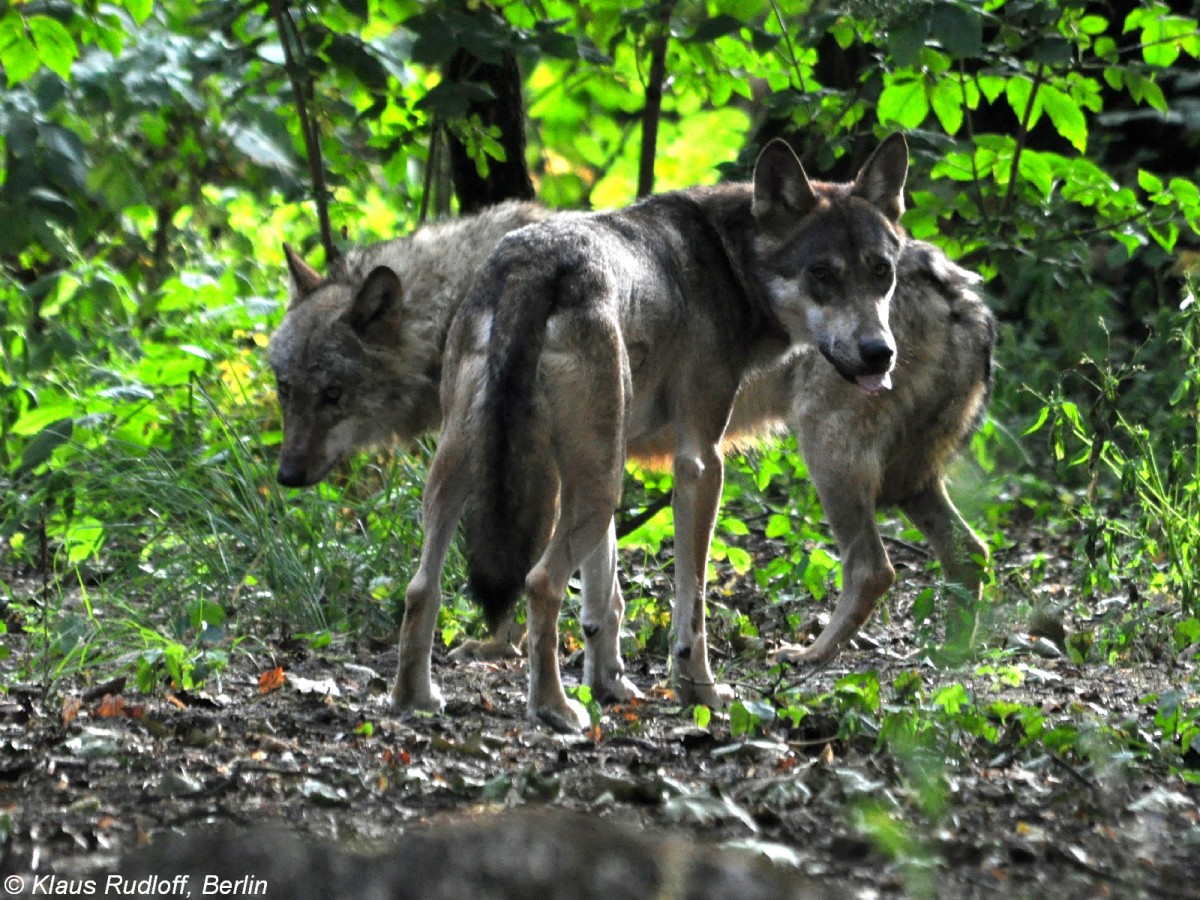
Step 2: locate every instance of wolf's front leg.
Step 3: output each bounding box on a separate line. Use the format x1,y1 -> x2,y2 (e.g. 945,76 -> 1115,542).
772,469 -> 894,665
580,520 -> 642,703
391,431 -> 470,712
670,439 -> 734,707
900,480 -> 989,656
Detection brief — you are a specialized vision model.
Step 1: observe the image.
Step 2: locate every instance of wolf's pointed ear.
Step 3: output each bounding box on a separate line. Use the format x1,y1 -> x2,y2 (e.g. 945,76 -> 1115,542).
752,139 -> 817,226
852,133 -> 908,222
284,243 -> 325,304
342,266 -> 402,342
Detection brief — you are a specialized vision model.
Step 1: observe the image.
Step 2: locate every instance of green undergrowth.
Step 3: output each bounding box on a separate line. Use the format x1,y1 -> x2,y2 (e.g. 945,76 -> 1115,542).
2,358 -> 447,690
700,661 -> 1200,893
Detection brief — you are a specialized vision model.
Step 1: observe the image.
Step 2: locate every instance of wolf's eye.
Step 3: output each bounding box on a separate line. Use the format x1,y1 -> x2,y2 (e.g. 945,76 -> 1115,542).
277,380 -> 291,402
872,261 -> 892,279
322,386 -> 343,405
809,264 -> 833,282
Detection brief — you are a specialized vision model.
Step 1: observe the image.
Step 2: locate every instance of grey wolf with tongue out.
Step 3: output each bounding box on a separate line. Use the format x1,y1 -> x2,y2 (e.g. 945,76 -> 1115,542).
754,133 -> 996,663
722,133 -> 997,665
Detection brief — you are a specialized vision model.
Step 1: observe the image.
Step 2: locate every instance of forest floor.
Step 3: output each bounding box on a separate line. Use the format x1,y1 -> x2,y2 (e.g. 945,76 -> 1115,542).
2,529 -> 1199,899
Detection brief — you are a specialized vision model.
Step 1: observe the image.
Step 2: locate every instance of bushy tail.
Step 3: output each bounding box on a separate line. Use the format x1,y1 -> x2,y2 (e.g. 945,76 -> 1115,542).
463,260 -> 560,631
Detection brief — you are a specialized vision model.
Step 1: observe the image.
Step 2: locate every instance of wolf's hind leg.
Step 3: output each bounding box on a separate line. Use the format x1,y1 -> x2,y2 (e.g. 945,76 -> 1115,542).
773,467 -> 894,665
391,423 -> 471,712
670,434 -> 734,708
580,520 -> 641,703
524,484 -> 615,731
901,480 -> 989,654
524,327 -> 627,731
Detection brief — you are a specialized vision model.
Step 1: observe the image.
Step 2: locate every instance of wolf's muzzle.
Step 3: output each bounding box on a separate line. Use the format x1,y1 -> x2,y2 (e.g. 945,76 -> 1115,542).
858,337 -> 895,373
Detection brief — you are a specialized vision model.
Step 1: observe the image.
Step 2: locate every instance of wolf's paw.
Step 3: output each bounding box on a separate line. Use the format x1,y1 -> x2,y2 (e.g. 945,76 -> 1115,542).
676,678 -> 734,708
770,642 -> 832,666
595,672 -> 644,704
448,637 -> 522,662
390,679 -> 445,714
531,697 -> 590,733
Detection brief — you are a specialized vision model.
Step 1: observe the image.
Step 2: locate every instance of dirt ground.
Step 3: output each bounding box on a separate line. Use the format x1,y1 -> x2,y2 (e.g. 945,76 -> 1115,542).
2,534 -> 1199,899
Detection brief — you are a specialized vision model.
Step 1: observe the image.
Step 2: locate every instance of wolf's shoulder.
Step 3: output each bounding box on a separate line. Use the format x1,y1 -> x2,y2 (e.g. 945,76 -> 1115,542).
899,240 -> 984,297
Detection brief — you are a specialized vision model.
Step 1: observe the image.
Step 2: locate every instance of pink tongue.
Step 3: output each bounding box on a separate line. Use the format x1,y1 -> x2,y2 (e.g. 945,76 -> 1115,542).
855,372 -> 893,393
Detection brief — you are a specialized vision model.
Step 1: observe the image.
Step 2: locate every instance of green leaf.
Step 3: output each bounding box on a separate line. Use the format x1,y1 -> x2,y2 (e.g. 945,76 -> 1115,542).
90,154 -> 148,211
1005,76 -> 1042,131
123,0 -> 153,25
930,79 -> 964,135
932,682 -> 970,714
911,587 -> 936,625
877,78 -> 929,129
835,671 -> 881,712
730,698 -> 775,737
830,19 -> 855,50
13,403 -> 80,436
1148,220 -> 1179,253
1139,12 -> 1191,67
748,27 -> 780,53
930,3 -> 981,58
14,417 -> 74,477
28,15 -> 77,80
1030,35 -> 1073,66
889,15 -> 929,68
63,516 -> 105,564
1040,84 -> 1087,152
1138,169 -> 1164,194
976,75 -> 1005,105
1023,405 -> 1050,436
1168,176 -> 1200,210
1094,36 -> 1118,61
1125,72 -> 1168,112
326,34 -> 389,92
722,516 -> 749,536
765,513 -> 791,539
226,123 -> 296,172
406,13 -> 459,65
686,14 -> 744,43
0,16 -> 40,86
1018,150 -> 1054,197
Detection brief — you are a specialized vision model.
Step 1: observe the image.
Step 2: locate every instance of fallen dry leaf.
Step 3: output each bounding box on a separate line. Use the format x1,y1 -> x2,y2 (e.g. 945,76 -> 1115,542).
258,666 -> 286,693
98,694 -> 126,718
61,696 -> 83,727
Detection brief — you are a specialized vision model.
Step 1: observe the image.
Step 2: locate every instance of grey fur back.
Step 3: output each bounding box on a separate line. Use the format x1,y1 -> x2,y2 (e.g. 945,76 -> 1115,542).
321,201 -> 552,371
267,201 -> 550,486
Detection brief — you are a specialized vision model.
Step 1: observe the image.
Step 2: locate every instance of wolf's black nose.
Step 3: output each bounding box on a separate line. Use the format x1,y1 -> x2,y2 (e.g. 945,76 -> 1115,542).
858,338 -> 894,372
277,465 -> 307,488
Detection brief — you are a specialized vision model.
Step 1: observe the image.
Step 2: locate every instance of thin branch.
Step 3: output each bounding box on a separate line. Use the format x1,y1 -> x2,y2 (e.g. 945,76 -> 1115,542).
767,0 -> 810,95
617,491 -> 673,539
637,0 -> 677,199
1001,63 -> 1046,220
959,63 -> 990,220
1043,207 -> 1170,245
269,0 -> 338,262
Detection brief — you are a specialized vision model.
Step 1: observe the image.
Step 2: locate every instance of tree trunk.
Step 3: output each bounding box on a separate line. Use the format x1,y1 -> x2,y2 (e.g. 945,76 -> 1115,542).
444,47 -> 535,213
